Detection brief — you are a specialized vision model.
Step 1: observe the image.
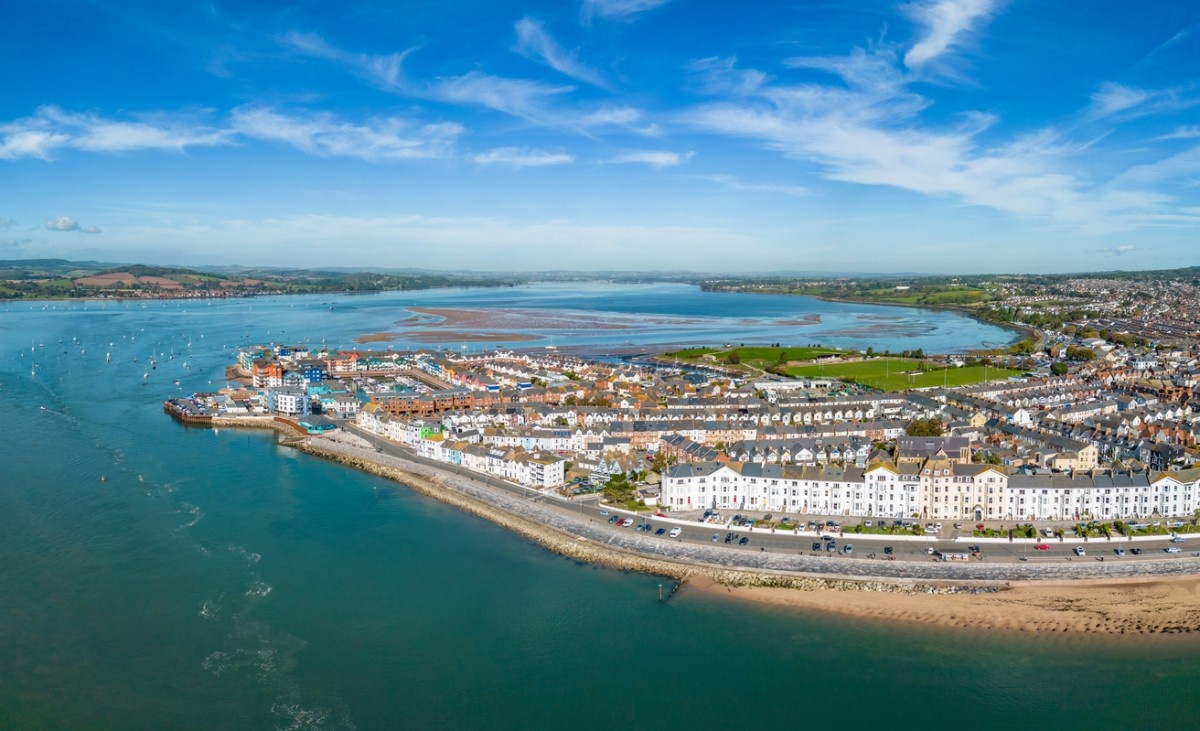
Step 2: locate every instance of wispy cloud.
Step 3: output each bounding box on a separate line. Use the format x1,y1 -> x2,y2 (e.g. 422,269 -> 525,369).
902,0 -> 996,69
684,37 -> 1192,232
608,149 -> 694,167
46,215 -> 101,233
1086,82 -> 1197,122
1152,125 -> 1200,141
0,217 -> 14,228
231,107 -> 462,161
514,17 -> 609,89
0,237 -> 30,248
0,106 -> 231,160
280,31 -> 648,134
581,0 -> 671,23
280,31 -> 414,90
473,146 -> 574,167
700,174 -> 807,197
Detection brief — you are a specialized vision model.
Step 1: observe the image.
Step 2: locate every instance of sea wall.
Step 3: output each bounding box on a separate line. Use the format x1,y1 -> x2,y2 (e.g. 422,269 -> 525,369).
295,438 -> 1004,596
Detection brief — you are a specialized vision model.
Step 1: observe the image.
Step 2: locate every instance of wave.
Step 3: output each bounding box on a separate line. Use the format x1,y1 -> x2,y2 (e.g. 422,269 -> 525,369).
246,580 -> 272,598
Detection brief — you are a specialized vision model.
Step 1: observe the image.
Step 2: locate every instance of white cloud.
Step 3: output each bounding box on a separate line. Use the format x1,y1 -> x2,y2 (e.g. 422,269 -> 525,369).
1153,125 -> 1200,141
515,17 -> 609,89
1086,83 -> 1197,122
0,106 -> 231,159
902,0 -> 996,69
684,49 -> 1193,233
609,150 -> 694,167
582,0 -> 671,22
230,107 -> 462,161
46,215 -> 81,231
1088,83 -> 1153,119
700,174 -> 807,197
80,225 -> 102,234
281,31 -> 650,134
0,237 -> 30,248
0,217 -> 14,228
473,147 -> 574,167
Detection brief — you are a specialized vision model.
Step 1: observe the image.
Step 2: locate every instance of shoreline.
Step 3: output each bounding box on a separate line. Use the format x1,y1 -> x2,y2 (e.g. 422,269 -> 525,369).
805,294 -> 1039,353
201,421 -> 1200,636
692,573 -> 1200,636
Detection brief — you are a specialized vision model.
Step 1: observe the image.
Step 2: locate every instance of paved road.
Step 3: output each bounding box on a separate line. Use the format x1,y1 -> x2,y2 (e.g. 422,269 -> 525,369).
340,426 -> 1200,582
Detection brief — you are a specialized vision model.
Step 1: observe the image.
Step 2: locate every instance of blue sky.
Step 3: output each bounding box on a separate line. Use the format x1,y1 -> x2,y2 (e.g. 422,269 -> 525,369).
1,0 -> 1198,273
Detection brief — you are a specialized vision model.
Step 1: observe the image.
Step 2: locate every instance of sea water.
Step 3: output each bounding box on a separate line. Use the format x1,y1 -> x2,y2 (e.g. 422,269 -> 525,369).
1,286 -> 1194,730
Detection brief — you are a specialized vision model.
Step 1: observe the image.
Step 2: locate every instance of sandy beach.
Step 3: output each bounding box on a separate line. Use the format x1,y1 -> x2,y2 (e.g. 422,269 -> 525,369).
689,573 -> 1200,635
355,330 -> 542,344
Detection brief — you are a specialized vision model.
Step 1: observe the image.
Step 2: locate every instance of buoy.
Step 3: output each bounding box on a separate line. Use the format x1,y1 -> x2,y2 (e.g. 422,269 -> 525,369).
100,476 -> 106,482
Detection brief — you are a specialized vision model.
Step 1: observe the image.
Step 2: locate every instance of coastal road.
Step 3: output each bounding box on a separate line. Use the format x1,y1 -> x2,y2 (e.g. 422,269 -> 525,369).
342,425 -> 1200,576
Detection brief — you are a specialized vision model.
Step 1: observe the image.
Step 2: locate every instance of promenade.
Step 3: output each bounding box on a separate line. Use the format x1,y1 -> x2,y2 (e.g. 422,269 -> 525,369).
305,429 -> 1200,586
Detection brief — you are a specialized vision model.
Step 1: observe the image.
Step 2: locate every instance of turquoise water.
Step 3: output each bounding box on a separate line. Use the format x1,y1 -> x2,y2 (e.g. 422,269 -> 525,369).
1,286 -> 1195,730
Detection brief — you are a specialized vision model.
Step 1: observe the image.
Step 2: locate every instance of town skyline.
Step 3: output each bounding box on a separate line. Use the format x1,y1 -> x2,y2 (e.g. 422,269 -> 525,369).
3,0 -> 1198,272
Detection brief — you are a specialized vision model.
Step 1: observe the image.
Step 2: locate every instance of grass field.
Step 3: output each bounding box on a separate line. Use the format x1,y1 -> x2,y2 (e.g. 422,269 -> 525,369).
783,358 -> 1022,391
664,345 -> 848,367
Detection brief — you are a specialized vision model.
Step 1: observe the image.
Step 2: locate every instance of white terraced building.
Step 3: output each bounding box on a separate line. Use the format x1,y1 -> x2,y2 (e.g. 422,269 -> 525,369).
662,462 -> 1200,522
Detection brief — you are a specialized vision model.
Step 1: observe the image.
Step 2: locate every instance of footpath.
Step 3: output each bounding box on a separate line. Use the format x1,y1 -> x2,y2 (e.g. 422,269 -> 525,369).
294,432 -> 1200,590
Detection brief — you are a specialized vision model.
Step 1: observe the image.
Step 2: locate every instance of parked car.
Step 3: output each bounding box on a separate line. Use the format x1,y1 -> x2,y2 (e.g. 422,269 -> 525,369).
826,543 -> 837,552
1166,547 -> 1182,553
724,532 -> 734,543
843,544 -> 854,554
599,510 -> 609,516
883,546 -> 894,555
812,541 -> 822,551
1115,547 -> 1125,556
953,522 -> 963,530
669,527 -> 682,538
654,528 -> 666,536
1074,546 -> 1086,556
738,536 -> 749,546
1034,544 -> 1049,550
1131,547 -> 1143,555
1171,536 -> 1186,543
711,533 -> 719,542
607,515 -> 619,524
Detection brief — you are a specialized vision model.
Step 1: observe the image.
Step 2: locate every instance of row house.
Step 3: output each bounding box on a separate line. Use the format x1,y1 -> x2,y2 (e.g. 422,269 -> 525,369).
663,462 -> 1200,521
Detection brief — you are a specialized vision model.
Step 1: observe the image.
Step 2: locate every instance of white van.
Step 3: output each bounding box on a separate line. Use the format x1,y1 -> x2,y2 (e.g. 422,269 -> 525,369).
668,527 -> 682,538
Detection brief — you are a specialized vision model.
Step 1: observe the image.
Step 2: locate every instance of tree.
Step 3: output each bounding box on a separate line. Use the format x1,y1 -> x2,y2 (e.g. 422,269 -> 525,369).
1050,362 -> 1069,376
726,351 -> 741,365
905,418 -> 944,436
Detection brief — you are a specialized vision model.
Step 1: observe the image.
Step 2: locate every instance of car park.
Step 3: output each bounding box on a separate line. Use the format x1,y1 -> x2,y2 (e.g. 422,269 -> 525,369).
1074,546 -> 1086,556
669,527 -> 682,538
